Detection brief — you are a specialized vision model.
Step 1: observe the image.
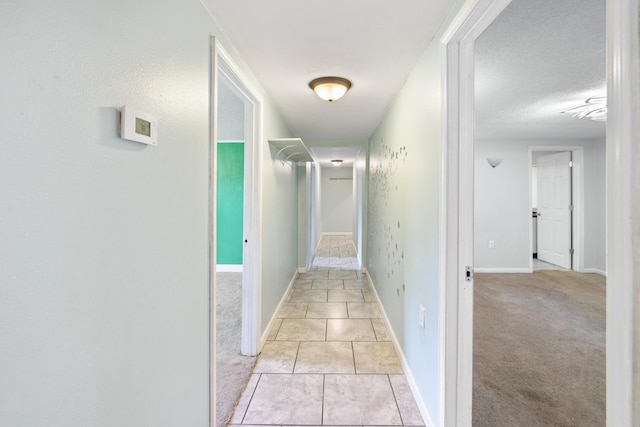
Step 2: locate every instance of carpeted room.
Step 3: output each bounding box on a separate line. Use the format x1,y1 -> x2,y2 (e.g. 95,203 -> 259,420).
472,271 -> 605,426
215,272 -> 255,427
472,0 -> 607,423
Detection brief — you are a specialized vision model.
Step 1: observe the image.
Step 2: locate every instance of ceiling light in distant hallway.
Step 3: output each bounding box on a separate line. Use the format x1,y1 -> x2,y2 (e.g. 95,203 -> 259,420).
561,96 -> 607,121
331,159 -> 343,166
309,77 -> 352,102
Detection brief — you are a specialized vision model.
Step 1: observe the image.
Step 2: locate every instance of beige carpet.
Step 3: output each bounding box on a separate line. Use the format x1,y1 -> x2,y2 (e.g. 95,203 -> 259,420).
473,270 -> 605,427
216,272 -> 256,427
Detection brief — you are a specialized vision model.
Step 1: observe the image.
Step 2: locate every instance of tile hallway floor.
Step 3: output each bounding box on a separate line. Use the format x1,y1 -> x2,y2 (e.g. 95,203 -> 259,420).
229,235 -> 425,427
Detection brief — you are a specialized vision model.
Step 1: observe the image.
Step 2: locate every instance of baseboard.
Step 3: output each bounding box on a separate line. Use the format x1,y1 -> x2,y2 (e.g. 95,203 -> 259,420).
216,264 -> 243,273
259,270 -> 298,350
474,267 -> 531,274
582,268 -> 607,276
297,267 -> 307,274
365,275 -> 435,427
321,232 -> 353,236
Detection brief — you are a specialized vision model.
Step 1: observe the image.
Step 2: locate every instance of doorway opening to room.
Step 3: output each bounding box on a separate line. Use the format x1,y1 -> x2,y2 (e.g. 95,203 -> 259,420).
211,40 -> 263,427
443,0 -> 620,425
452,0 -> 607,425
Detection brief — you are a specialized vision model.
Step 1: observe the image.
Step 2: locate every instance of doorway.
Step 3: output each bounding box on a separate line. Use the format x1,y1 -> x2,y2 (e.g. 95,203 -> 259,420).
530,148 -> 586,272
442,0 -> 636,425
211,38 -> 263,426
212,40 -> 262,357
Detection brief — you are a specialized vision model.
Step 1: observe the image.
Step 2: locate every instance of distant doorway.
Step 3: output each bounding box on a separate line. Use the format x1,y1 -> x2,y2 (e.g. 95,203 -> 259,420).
536,151 -> 572,268
529,147 -> 589,273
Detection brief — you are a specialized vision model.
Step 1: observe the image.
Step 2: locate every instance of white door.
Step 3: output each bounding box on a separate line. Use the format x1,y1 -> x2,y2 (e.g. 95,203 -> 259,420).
537,151 -> 572,269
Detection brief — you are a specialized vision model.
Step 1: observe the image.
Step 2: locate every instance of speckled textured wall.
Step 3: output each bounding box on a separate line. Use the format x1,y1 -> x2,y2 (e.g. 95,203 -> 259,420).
367,137 -> 409,337
364,29 -> 447,423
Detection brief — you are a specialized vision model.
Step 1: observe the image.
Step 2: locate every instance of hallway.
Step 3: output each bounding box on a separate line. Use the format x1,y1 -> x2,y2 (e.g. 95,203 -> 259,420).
228,235 -> 424,426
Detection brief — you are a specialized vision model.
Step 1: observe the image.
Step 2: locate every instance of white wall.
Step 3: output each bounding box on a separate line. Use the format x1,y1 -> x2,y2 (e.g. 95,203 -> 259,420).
353,149 -> 367,266
297,165 -> 307,268
312,164 -> 322,251
474,138 -> 606,272
592,139 -> 606,273
297,162 -> 315,270
366,5 -> 461,419
259,116 -> 297,333
0,0 -> 295,425
321,166 -> 353,233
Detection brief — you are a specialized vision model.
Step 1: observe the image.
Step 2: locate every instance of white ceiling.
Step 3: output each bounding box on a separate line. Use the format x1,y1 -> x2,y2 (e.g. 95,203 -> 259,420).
203,0 -> 458,142
204,0 -> 606,164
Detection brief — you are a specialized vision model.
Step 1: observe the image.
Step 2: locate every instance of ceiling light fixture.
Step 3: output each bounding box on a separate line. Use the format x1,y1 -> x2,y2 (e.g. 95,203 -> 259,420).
331,159 -> 343,166
486,158 -> 503,168
561,96 -> 607,121
309,77 -> 352,102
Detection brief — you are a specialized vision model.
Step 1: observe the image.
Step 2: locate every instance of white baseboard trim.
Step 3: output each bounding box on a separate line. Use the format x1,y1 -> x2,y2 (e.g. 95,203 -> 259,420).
321,232 -> 353,236
259,270 -> 298,350
297,267 -> 307,274
216,264 -> 243,273
474,267 -> 531,274
582,268 -> 607,276
365,275 -> 435,427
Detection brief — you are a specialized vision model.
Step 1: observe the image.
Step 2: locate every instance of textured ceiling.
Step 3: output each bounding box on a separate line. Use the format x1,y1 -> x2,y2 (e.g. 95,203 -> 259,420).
217,73 -> 245,141
475,0 -> 606,140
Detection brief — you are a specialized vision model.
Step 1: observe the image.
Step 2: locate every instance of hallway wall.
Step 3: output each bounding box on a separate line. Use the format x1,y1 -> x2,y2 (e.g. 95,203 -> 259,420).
261,139 -> 298,331
0,0 -> 295,425
366,2 -> 465,421
353,148 -> 368,266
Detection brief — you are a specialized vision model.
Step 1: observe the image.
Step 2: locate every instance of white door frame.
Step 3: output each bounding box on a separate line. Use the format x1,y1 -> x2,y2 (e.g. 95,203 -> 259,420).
605,0 -> 639,425
214,40 -> 263,357
441,0 -> 639,425
210,35 -> 264,426
440,1 -> 512,424
529,147 -> 585,273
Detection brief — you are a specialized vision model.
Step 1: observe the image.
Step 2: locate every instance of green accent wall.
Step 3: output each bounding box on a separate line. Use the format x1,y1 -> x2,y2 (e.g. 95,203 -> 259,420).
216,142 -> 244,264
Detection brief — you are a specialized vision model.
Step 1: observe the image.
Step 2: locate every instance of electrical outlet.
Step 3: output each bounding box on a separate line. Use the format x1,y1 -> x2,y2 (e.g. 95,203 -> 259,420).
489,240 -> 495,249
419,305 -> 426,328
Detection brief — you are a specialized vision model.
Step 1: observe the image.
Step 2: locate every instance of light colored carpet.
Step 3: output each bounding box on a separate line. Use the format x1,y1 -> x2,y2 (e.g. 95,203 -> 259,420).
473,271 -> 605,426
216,272 -> 256,427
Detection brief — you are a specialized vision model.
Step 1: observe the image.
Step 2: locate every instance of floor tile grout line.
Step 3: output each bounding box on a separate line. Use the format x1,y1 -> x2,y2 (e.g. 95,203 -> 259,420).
321,374 -> 326,426
240,373 -> 262,425
351,341 -> 356,375
386,374 -> 406,426
291,341 -> 301,374
370,318 -> 379,342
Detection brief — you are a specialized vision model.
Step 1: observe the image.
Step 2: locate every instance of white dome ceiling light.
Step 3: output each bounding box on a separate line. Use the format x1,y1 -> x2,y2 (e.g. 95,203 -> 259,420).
309,77 -> 352,102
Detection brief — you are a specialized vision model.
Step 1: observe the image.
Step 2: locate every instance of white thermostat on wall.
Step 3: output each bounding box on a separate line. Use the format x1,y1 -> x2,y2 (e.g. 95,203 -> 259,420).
120,106 -> 157,146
